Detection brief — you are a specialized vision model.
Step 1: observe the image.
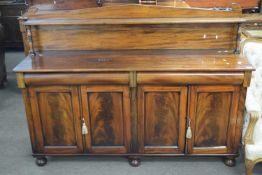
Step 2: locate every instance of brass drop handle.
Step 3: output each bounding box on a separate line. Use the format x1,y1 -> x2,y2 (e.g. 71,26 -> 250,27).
82,118 -> 88,135
186,118 -> 192,139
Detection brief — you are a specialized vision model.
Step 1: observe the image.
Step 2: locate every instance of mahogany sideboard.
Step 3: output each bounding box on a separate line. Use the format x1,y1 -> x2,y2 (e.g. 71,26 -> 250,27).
14,2 -> 254,167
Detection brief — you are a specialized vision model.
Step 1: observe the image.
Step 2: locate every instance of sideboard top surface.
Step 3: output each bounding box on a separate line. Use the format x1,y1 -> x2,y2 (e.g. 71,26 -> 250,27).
14,50 -> 254,73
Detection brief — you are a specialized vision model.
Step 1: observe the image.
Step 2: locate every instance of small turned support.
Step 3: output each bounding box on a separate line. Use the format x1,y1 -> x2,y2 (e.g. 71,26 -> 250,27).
223,157 -> 236,167
128,157 -> 141,167
35,157 -> 48,166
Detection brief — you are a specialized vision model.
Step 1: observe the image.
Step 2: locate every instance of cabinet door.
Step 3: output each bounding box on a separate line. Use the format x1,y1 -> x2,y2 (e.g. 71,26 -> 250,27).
81,85 -> 131,154
138,86 -> 187,154
187,85 -> 240,154
29,86 -> 83,154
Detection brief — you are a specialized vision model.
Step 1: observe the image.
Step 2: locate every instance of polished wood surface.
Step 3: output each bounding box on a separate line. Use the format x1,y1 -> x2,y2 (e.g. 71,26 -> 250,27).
30,24 -> 238,50
81,85 -> 131,153
13,50 -> 253,72
29,86 -> 83,154
24,73 -> 129,85
138,86 -> 187,153
24,4 -> 242,19
20,4 -> 243,52
14,3 -> 254,166
187,85 -> 240,154
26,0 -> 259,9
25,18 -> 245,25
137,72 -> 244,85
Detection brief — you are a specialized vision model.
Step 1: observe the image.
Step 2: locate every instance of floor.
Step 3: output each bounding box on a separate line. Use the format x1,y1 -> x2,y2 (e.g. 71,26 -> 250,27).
0,51 -> 261,175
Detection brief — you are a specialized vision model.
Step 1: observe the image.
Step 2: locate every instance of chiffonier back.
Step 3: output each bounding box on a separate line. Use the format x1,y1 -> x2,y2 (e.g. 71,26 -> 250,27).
25,0 -> 259,10
20,3 -> 245,54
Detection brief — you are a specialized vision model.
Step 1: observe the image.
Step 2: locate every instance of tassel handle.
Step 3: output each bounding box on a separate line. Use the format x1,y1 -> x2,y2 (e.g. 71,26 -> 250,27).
186,118 -> 192,139
82,118 -> 88,135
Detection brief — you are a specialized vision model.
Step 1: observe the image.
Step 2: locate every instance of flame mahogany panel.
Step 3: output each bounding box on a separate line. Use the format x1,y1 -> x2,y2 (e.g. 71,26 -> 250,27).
187,85 -> 240,154
138,86 -> 187,153
81,85 -> 131,153
29,86 -> 83,154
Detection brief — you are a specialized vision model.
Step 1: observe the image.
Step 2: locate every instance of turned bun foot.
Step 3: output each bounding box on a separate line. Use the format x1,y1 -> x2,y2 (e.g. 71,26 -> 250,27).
128,157 -> 141,167
35,157 -> 47,166
224,157 -> 236,167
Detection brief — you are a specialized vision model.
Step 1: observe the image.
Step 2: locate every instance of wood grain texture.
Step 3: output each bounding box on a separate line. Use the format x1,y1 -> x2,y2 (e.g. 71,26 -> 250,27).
145,92 -> 179,146
24,4 -> 242,19
21,89 -> 37,153
16,72 -> 25,88
89,92 -> 124,146
138,86 -> 187,153
244,71 -> 252,87
19,20 -> 30,55
38,93 -> 76,146
29,86 -> 83,154
137,72 -> 244,85
234,87 -> 247,152
185,0 -> 259,8
31,24 -> 238,50
24,18 -> 245,25
13,50 -> 254,73
81,85 -> 131,153
187,85 -> 240,154
24,73 -> 129,85
130,87 -> 138,153
15,1 -> 252,160
194,92 -> 231,147
26,0 -> 190,10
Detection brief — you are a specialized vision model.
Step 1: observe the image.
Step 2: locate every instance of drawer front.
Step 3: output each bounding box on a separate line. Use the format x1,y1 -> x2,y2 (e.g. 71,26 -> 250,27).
24,73 -> 129,85
137,72 -> 244,85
